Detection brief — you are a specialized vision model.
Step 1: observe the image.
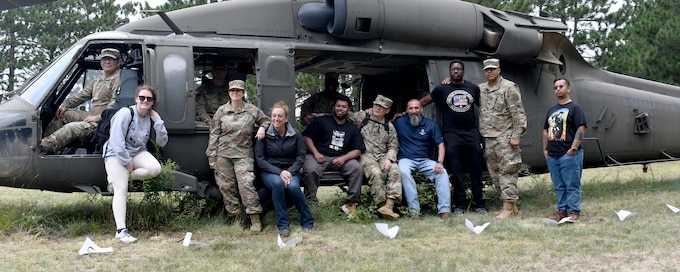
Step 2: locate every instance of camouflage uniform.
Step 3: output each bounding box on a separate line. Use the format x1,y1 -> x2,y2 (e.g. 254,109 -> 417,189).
41,70 -> 120,153
206,101 -> 271,215
195,82 -> 229,126
478,76 -> 527,202
350,111 -> 401,204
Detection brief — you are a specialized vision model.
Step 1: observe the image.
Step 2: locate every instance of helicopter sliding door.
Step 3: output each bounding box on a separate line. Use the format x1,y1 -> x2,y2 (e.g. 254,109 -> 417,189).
152,45 -> 195,133
257,45 -> 295,122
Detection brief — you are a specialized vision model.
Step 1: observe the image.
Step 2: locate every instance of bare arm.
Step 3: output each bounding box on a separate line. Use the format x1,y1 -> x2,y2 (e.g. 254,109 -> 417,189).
420,94 -> 433,108
542,129 -> 549,158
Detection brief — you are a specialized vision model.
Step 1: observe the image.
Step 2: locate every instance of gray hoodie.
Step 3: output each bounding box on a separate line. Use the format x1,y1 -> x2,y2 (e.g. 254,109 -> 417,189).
104,106 -> 168,168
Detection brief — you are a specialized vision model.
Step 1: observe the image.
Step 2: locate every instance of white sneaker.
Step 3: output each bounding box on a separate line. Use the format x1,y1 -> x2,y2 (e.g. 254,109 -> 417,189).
115,228 -> 138,244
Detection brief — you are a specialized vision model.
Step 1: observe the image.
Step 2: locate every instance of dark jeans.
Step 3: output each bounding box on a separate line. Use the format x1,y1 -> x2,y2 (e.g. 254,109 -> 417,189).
261,171 -> 314,230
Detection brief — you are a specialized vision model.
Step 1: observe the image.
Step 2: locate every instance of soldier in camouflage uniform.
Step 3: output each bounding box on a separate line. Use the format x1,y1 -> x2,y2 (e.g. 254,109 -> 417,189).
195,60 -> 230,126
300,73 -> 350,125
41,48 -> 121,154
477,58 -> 527,219
350,94 -> 401,220
206,80 -> 271,231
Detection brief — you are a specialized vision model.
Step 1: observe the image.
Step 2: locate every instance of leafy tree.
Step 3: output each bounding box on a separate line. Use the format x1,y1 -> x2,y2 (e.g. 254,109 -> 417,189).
0,0 -> 135,95
596,0 -> 680,85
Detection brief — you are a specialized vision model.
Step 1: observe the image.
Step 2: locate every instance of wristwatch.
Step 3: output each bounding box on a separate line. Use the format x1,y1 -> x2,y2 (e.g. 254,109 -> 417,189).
570,148 -> 578,152
437,161 -> 443,164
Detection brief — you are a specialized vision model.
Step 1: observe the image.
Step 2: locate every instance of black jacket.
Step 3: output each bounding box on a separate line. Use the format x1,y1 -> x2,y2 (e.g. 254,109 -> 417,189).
254,122 -> 306,175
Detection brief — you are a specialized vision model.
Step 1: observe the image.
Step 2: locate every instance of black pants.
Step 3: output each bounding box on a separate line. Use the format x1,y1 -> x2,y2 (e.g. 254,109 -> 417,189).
444,134 -> 485,209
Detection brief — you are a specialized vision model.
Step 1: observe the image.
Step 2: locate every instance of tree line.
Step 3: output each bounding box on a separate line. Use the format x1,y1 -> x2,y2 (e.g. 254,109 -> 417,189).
1,0 -> 678,98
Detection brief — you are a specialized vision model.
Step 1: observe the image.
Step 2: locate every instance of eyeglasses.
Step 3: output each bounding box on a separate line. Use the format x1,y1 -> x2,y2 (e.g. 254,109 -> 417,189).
138,95 -> 155,102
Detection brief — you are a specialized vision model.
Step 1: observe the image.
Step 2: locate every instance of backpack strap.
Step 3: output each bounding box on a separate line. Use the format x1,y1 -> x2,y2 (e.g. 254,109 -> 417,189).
361,115 -> 390,132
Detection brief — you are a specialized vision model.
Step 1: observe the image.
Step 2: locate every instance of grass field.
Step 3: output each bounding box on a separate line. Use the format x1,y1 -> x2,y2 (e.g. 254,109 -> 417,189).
2,162 -> 680,271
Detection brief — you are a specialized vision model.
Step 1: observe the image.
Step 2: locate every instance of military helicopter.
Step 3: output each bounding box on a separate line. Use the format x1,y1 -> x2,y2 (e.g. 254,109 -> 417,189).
1,0 -> 680,197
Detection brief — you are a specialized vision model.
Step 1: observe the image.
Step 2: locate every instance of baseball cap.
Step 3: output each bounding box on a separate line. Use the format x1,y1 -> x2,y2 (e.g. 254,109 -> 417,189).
228,80 -> 245,91
100,48 -> 121,60
483,58 -> 500,70
373,94 -> 393,108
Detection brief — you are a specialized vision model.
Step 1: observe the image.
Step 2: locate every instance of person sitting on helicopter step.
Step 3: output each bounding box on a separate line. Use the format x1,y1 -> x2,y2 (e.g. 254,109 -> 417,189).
349,94 -> 402,220
41,48 -> 122,154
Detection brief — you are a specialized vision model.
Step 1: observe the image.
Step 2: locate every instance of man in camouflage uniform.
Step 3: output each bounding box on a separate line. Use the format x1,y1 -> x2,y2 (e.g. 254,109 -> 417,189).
195,60 -> 230,126
300,73 -> 350,125
206,80 -> 270,231
41,48 -> 121,154
478,58 -> 527,219
350,94 -> 401,220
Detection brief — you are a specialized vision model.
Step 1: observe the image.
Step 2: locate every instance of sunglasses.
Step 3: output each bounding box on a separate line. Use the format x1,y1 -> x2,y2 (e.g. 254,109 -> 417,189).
138,95 -> 155,102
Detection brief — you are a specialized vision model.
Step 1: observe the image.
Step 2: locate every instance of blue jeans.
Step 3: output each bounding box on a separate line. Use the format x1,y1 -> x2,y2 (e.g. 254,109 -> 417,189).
261,171 -> 314,230
398,158 -> 451,215
546,149 -> 583,213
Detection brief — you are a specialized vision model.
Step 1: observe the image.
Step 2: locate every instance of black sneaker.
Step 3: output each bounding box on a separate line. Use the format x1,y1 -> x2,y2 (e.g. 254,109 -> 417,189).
475,208 -> 488,215
279,228 -> 290,237
453,208 -> 464,216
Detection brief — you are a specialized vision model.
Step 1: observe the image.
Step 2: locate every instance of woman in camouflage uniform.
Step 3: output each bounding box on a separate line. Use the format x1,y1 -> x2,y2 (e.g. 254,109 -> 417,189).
206,80 -> 271,232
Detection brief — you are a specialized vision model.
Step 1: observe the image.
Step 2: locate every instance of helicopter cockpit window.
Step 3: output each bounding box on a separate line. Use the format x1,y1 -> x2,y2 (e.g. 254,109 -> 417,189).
18,45 -> 82,105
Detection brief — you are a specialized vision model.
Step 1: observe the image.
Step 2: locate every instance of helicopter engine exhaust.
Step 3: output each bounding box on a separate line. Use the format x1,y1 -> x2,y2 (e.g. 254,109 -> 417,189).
298,0 -> 567,60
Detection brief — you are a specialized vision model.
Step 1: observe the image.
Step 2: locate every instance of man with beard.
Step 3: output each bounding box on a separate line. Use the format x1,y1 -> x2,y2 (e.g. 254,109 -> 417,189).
300,73 -> 349,125
422,60 -> 486,216
302,96 -> 365,218
393,99 -> 451,220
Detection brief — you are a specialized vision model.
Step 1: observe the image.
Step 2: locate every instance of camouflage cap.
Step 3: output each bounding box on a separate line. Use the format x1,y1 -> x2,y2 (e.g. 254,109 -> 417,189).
228,80 -> 245,91
373,94 -> 393,108
100,48 -> 121,60
483,58 -> 500,70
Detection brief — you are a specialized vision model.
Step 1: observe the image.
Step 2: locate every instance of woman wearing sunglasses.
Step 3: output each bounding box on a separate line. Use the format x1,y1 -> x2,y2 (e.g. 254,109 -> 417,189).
103,85 -> 168,244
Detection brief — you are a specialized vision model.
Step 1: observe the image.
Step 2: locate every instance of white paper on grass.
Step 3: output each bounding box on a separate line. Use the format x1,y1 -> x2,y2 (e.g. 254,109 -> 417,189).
542,216 -> 572,226
374,223 -> 399,239
464,218 -> 490,234
181,232 -> 210,247
615,210 -> 637,221
666,204 -> 680,213
78,237 -> 113,255
277,234 -> 303,248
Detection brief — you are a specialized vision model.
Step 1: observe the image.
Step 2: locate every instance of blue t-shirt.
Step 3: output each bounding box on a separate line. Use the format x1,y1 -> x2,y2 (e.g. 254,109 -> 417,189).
393,115 -> 444,160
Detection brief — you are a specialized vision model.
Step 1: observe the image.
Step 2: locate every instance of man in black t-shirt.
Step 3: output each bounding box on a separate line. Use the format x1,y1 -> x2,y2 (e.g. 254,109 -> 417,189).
543,78 -> 587,223
421,59 -> 486,215
302,96 -> 366,219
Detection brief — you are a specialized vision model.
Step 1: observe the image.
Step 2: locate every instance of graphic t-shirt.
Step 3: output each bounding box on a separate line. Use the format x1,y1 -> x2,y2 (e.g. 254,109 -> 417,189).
544,101 -> 587,157
302,115 -> 365,157
431,81 -> 481,145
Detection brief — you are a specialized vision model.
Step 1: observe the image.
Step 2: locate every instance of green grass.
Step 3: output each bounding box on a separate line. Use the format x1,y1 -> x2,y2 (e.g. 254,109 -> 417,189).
2,162 -> 680,271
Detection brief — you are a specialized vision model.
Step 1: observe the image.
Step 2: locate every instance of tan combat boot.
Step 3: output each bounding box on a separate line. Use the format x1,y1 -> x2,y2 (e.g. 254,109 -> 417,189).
249,214 -> 262,232
377,199 -> 400,220
495,202 -> 518,219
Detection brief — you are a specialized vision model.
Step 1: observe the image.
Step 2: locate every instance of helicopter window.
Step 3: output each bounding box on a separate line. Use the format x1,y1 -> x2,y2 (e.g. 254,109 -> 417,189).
18,45 -> 82,105
162,53 -> 189,123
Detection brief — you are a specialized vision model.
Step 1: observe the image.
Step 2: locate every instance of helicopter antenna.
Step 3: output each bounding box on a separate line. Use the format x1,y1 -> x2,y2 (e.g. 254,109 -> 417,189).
142,10 -> 184,35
